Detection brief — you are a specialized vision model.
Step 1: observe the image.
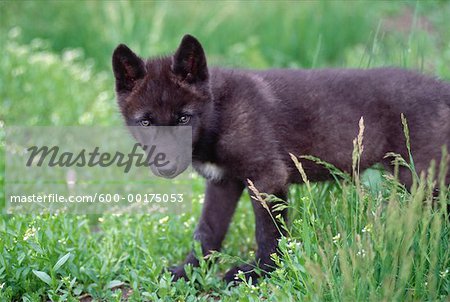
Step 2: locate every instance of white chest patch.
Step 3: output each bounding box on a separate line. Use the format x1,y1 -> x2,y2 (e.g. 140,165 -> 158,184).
195,162 -> 225,181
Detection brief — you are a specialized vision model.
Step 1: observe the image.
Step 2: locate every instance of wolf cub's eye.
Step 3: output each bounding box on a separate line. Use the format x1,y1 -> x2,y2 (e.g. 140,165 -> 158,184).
140,119 -> 151,127
177,114 -> 191,125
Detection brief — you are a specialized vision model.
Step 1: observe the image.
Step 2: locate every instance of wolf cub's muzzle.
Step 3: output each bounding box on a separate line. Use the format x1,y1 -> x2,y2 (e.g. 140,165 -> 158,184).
128,126 -> 192,179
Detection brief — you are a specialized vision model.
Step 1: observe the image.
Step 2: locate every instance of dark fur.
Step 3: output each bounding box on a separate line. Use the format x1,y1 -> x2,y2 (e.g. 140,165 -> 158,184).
113,34 -> 450,283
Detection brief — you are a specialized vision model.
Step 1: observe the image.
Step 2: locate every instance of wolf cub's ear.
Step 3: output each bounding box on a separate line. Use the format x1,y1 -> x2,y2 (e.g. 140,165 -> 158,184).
172,34 -> 208,83
112,44 -> 146,95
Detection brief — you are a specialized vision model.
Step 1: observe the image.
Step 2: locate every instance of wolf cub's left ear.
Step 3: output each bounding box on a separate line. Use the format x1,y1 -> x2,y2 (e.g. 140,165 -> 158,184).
172,34 -> 208,83
112,44 -> 146,95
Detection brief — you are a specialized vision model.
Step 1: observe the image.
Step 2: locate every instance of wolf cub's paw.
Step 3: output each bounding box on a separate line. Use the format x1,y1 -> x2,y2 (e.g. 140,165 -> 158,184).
167,265 -> 188,281
223,264 -> 261,285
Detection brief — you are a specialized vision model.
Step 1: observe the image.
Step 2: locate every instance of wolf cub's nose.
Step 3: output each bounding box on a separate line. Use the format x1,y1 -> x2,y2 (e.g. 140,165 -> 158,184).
158,165 -> 178,178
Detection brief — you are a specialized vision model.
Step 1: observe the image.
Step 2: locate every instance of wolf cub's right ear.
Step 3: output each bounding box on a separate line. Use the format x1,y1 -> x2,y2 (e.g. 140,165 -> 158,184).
112,44 -> 146,95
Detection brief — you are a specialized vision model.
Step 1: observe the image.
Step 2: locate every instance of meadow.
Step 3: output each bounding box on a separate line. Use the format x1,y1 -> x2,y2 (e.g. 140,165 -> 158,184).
0,1 -> 449,301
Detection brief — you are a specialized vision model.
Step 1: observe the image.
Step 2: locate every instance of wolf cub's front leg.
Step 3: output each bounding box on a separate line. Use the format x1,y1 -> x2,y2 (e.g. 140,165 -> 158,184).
169,179 -> 244,280
223,186 -> 287,284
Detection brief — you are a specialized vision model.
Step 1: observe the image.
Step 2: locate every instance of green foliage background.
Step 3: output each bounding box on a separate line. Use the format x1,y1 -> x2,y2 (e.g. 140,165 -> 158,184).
0,1 -> 449,301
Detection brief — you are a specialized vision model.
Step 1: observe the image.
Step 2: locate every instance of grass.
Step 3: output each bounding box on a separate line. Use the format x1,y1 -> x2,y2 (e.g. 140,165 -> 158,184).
0,0 -> 450,301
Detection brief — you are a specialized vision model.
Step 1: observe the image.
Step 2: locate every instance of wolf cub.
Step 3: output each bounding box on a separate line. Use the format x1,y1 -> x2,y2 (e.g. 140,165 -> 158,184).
112,34 -> 450,282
